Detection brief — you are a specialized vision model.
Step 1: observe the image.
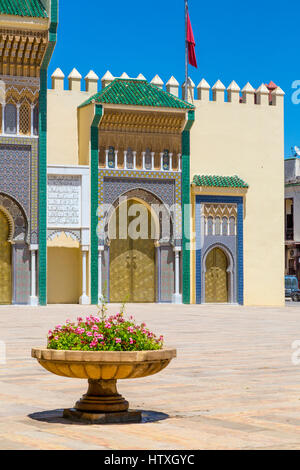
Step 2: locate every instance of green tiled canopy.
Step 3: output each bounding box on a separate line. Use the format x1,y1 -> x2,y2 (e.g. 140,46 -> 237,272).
193,175 -> 249,188
80,79 -> 194,110
0,0 -> 47,18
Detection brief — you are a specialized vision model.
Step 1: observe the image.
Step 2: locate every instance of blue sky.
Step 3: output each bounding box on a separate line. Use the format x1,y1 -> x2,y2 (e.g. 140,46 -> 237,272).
50,0 -> 299,157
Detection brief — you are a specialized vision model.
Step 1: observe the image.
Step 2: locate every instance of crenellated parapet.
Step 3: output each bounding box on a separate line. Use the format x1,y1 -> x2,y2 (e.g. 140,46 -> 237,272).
49,68 -> 285,108
195,78 -> 284,107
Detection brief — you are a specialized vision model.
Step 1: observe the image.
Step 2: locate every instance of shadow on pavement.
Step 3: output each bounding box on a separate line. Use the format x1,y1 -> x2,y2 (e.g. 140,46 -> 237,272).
28,409 -> 169,425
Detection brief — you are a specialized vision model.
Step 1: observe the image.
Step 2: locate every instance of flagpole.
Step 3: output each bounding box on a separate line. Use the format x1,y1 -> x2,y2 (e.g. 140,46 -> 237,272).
185,0 -> 188,101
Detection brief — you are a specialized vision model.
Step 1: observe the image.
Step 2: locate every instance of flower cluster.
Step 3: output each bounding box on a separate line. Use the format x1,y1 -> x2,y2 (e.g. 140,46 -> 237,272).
47,313 -> 164,352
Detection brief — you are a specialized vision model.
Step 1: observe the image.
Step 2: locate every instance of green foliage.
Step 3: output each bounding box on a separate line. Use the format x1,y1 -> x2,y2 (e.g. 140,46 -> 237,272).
47,309 -> 164,352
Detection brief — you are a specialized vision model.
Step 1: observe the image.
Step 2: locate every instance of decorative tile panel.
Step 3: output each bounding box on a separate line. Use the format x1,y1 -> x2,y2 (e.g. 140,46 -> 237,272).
13,244 -> 30,305
0,136 -> 39,244
47,175 -> 81,228
47,229 -> 81,242
195,195 -> 244,305
0,143 -> 30,215
0,193 -> 27,242
160,246 -> 174,303
98,169 -> 182,244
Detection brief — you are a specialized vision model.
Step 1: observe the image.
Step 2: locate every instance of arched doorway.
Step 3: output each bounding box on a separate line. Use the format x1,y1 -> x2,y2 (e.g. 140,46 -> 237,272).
47,232 -> 82,305
109,199 -> 156,303
205,247 -> 228,303
0,210 -> 12,304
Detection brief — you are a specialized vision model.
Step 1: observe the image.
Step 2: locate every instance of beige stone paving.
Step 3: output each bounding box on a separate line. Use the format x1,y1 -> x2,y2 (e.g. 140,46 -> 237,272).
0,302 -> 300,449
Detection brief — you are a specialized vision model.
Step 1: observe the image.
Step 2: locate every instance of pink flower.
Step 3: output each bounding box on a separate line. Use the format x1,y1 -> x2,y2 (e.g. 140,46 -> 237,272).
130,337 -> 134,345
115,338 -> 122,344
128,326 -> 134,333
94,333 -> 104,340
91,325 -> 98,331
54,336 -> 59,340
86,332 -> 93,337
77,317 -> 83,322
105,322 -> 112,329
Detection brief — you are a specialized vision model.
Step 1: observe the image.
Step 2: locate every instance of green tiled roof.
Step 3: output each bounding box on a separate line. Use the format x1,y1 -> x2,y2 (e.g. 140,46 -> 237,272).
79,79 -> 194,110
193,175 -> 249,188
0,0 -> 47,18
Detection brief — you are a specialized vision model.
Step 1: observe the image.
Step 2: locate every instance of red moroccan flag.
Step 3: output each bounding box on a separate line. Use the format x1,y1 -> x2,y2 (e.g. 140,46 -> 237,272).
187,11 -> 197,68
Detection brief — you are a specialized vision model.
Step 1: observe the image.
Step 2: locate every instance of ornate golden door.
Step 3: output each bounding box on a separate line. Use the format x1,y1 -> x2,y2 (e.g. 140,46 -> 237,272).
205,248 -> 228,303
110,238 -> 131,302
109,201 -> 156,303
131,238 -> 155,302
0,210 -> 12,305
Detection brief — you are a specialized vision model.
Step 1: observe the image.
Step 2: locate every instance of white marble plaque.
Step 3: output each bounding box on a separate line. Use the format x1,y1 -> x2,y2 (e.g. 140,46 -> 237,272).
47,175 -> 81,227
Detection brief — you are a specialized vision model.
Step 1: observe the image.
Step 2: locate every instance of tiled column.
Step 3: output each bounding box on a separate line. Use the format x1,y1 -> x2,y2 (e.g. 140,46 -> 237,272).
38,0 -> 58,306
90,104 -> 103,304
29,245 -> 38,306
182,111 -> 194,304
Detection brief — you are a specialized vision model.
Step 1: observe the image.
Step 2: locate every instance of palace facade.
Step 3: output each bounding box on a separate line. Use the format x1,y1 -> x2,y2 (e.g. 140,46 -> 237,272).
0,1 -> 285,306
285,154 -> 300,282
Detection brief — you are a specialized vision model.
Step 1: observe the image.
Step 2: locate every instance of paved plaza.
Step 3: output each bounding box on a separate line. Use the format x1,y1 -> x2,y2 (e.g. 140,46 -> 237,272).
0,302 -> 300,450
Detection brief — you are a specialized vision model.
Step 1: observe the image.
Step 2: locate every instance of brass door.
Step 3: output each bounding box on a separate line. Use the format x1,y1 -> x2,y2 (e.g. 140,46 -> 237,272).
131,238 -> 155,303
110,238 -> 132,303
0,211 -> 12,305
205,248 -> 228,303
109,201 -> 155,303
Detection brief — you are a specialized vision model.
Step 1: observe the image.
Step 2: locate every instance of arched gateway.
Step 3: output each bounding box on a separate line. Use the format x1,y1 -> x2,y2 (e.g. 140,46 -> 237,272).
109,199 -> 157,303
0,210 -> 12,304
205,247 -> 229,303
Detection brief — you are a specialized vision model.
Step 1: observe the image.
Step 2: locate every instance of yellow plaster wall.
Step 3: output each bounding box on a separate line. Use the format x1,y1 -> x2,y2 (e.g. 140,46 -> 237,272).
47,247 -> 82,304
78,104 -> 95,165
47,89 -> 92,165
190,99 -> 285,306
